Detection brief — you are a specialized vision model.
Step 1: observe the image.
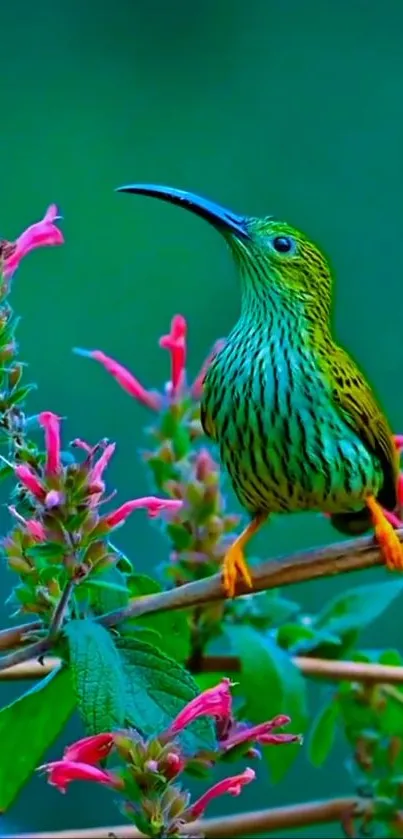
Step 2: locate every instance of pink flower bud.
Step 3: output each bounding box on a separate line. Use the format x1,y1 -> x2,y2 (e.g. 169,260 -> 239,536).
195,448 -> 216,481
38,759 -> 121,794
15,464 -> 46,501
144,759 -> 159,773
3,204 -> 64,279
39,411 -> 62,476
159,314 -> 187,397
63,733 -> 115,765
383,509 -> 403,529
187,767 -> 255,819
45,489 -> 64,509
163,751 -> 185,779
74,348 -> 161,410
394,435 -> 403,452
103,496 -> 183,529
8,506 -> 46,542
169,678 -> 233,735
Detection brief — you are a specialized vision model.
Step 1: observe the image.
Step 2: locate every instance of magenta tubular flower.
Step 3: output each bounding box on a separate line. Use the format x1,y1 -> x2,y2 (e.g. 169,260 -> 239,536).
159,314 -> 187,396
39,411 -> 62,476
15,464 -> 46,501
169,678 -> 233,735
88,442 -> 116,484
394,434 -> 403,451
63,733 -> 115,764
383,509 -> 403,529
38,760 -> 121,794
3,204 -> 64,279
187,767 -> 255,819
192,338 -> 226,399
8,506 -> 46,542
103,496 -> 183,529
74,348 -> 161,410
223,715 -> 302,751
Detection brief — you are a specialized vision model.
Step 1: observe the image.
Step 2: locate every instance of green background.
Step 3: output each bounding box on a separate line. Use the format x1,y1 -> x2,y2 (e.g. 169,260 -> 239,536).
1,0 -> 403,835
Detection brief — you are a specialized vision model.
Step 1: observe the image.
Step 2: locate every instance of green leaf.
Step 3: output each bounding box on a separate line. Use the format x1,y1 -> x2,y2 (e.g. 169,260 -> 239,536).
276,622 -> 341,655
231,626 -> 307,782
85,567 -> 129,614
125,574 -> 190,663
65,619 -> 126,734
0,667 -> 75,811
314,579 -> 403,637
116,637 -> 216,754
233,590 -> 300,630
25,542 -> 66,562
307,696 -> 340,767
0,462 -> 13,481
7,383 -> 37,407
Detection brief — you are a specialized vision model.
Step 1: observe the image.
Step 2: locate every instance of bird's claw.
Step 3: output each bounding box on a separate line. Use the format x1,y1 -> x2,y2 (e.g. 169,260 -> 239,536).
376,521 -> 403,571
222,544 -> 253,598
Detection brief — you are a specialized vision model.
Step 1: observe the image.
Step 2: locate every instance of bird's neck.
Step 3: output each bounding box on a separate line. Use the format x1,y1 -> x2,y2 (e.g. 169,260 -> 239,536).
237,270 -> 332,350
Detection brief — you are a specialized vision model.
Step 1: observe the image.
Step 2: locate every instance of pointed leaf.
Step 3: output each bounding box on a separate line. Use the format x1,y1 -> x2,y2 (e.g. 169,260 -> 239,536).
116,637 -> 216,754
25,542 -> 66,561
230,625 -> 307,782
125,574 -> 190,662
85,567 -> 129,614
65,619 -> 126,734
314,579 -> 403,637
0,667 -> 75,811
307,696 -> 340,767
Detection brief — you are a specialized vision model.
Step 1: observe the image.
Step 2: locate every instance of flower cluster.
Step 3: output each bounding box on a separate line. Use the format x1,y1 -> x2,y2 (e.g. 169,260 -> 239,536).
4,416 -> 182,618
39,678 -> 300,837
76,316 -> 239,594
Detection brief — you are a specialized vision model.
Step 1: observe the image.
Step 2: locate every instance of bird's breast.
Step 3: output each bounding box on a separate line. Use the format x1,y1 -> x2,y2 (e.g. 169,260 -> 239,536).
203,331 -> 383,514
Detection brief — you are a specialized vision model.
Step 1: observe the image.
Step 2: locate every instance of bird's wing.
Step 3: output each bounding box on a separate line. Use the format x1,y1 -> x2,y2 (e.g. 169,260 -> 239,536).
324,345 -> 398,511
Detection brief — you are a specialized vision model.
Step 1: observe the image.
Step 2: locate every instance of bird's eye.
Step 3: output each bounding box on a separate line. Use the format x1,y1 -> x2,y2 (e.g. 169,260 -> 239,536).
272,236 -> 293,253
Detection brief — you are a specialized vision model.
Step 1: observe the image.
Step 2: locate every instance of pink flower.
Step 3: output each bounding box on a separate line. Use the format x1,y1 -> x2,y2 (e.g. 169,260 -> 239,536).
3,204 -> 64,279
383,509 -> 403,529
38,759 -> 121,794
394,435 -> 403,452
222,715 -> 302,751
88,443 -> 116,484
74,348 -> 161,410
39,411 -> 62,476
159,314 -> 187,397
71,438 -> 93,454
63,733 -> 115,765
103,496 -> 183,529
169,678 -> 233,735
15,464 -> 46,501
192,338 -> 226,399
8,506 -> 46,542
195,448 -> 216,481
187,768 -> 255,819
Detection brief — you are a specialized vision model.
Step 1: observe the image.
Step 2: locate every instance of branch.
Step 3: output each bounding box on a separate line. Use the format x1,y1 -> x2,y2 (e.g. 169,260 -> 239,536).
4,796 -> 359,838
0,621 -> 42,651
0,529 -> 396,673
4,654 -> 403,686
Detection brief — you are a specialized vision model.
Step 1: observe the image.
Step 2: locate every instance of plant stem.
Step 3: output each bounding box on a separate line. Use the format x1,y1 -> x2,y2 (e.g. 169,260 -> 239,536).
0,529 -> 397,674
2,796 -> 360,838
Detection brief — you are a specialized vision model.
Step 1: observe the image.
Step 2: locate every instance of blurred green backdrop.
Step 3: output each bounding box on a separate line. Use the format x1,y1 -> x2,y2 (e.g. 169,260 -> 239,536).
1,0 -> 403,835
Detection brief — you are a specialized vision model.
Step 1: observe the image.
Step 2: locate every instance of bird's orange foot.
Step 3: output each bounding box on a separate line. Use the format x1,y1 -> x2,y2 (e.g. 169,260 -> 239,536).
366,495 -> 403,571
222,543 -> 253,598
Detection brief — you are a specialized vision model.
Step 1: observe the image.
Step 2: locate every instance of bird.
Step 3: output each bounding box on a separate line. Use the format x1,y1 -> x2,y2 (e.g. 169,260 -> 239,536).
116,183 -> 403,597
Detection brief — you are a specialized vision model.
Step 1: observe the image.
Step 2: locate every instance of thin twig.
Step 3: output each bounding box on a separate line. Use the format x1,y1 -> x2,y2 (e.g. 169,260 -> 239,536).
4,654 -> 403,687
48,578 -> 76,639
0,530 -> 397,674
4,796 -> 359,838
0,621 -> 42,651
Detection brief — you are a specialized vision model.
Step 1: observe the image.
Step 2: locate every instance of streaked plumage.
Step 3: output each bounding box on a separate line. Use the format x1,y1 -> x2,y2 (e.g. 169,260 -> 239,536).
117,184 -> 403,596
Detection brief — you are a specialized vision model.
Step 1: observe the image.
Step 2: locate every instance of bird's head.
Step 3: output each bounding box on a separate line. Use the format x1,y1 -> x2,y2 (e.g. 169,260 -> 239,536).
116,184 -> 333,319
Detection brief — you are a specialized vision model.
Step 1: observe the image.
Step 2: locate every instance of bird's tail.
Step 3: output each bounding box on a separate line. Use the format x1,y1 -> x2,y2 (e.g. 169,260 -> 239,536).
330,508 -> 373,537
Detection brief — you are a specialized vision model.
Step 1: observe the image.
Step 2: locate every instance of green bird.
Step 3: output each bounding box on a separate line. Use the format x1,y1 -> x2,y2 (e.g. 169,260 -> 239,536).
117,183 -> 403,597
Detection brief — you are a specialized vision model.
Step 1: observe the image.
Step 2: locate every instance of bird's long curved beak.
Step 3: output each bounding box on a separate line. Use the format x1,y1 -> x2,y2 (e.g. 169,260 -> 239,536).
116,183 -> 250,239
